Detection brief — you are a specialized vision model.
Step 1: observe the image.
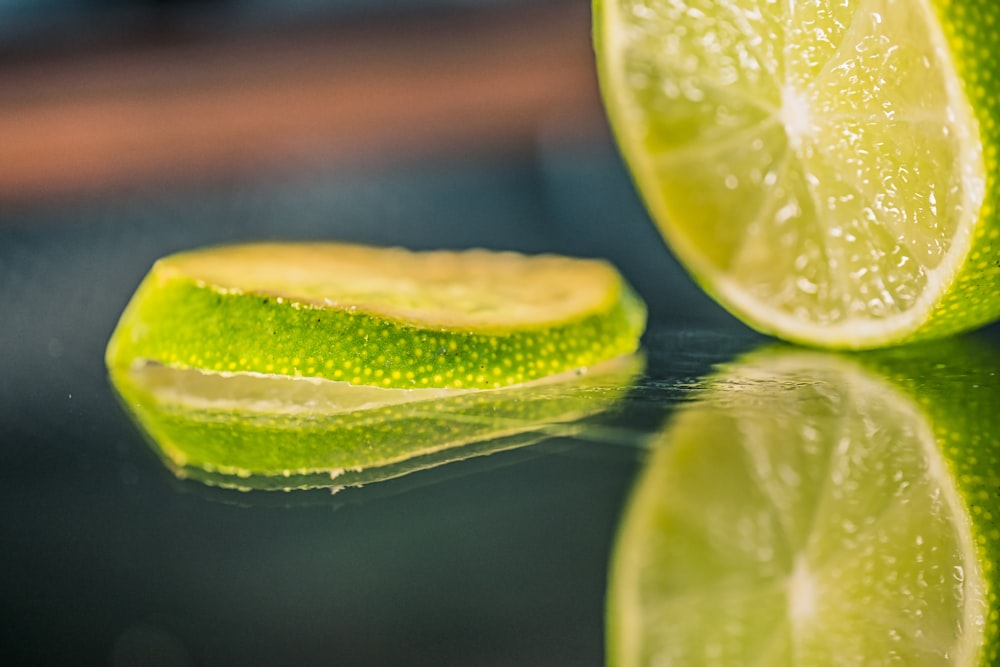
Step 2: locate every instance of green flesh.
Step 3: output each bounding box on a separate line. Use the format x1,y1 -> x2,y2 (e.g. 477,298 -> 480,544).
609,338 -> 1000,665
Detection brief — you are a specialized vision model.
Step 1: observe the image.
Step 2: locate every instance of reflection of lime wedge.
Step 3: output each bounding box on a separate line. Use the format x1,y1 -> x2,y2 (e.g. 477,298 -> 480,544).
106,243 -> 646,388
595,0 -> 1000,348
608,341 -> 1000,665
111,354 -> 642,491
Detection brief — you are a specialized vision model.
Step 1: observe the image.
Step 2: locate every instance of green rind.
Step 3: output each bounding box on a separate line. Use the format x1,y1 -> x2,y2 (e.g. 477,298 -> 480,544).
106,257 -> 646,390
110,355 -> 642,491
593,0 -> 1000,349
916,0 -> 1000,344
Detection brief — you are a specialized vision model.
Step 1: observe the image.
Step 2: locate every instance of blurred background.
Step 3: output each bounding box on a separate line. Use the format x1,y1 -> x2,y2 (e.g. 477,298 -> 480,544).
0,2 -> 751,665
0,0 -> 734,321
1,0 -> 606,200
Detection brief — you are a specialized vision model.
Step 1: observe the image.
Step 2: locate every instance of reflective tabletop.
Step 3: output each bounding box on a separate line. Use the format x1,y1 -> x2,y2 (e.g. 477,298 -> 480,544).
5,141 -> 1000,666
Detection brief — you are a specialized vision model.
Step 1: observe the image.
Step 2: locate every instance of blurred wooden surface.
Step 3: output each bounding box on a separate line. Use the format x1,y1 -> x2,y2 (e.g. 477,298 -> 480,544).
0,3 -> 605,202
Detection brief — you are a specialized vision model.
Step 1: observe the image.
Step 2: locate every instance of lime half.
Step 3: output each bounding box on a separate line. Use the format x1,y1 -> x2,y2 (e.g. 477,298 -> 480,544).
608,344 -> 1000,665
595,0 -> 1000,348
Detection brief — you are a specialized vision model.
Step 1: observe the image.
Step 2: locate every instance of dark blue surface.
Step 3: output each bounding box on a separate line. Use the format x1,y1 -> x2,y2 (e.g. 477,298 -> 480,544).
10,136 -> 1000,665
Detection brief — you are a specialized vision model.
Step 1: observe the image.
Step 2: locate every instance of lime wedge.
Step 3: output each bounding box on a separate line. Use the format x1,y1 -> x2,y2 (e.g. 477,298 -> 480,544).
111,353 -> 642,491
608,341 -> 1000,665
106,243 -> 646,388
595,0 -> 1000,348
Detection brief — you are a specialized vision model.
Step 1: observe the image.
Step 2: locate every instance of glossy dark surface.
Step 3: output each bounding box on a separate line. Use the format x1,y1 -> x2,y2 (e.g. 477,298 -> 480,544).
0,140 -> 758,666
8,140 -> 998,666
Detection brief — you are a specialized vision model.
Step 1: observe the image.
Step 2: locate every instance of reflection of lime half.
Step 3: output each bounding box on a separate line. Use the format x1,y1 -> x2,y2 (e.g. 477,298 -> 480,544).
608,343 -> 1000,665
111,354 -> 641,492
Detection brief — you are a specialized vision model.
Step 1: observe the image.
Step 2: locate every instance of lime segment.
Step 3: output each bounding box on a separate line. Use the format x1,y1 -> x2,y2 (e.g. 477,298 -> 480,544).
106,243 -> 646,389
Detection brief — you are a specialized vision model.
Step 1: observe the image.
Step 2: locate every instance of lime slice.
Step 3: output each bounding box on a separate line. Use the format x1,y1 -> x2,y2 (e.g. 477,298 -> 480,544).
111,353 -> 642,491
106,243 -> 646,388
608,341 -> 1000,665
595,0 -> 1000,348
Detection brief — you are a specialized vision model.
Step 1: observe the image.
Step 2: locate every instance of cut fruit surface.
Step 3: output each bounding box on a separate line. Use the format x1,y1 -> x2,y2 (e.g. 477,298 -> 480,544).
608,341 -> 1000,666
158,243 -> 624,330
106,243 -> 646,389
595,0 -> 1000,348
